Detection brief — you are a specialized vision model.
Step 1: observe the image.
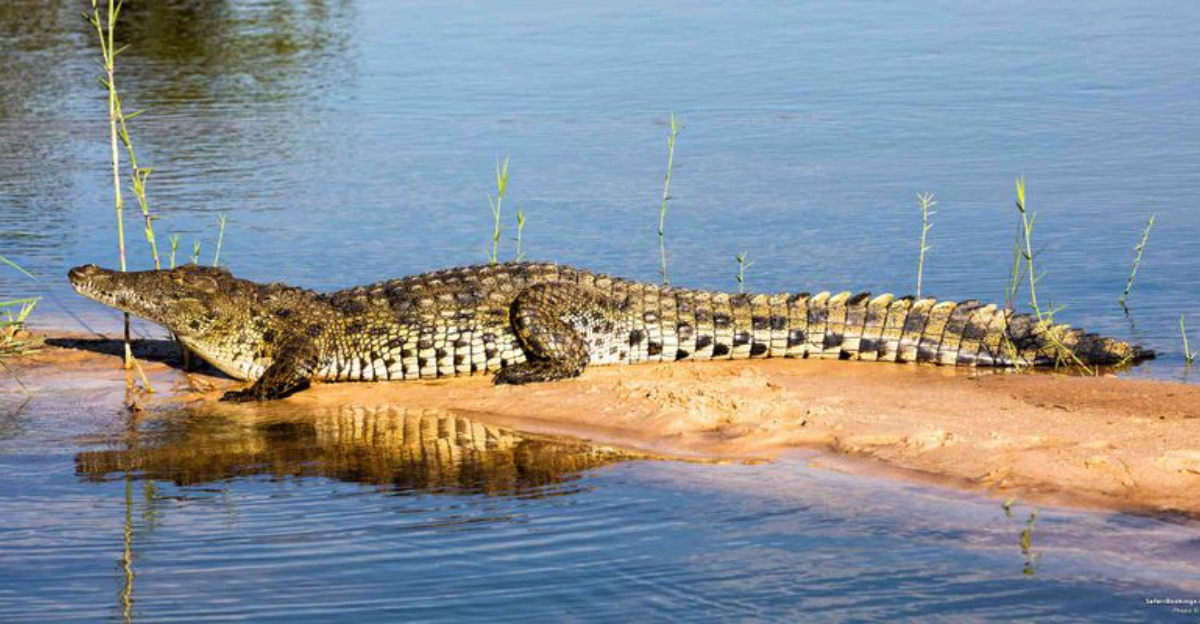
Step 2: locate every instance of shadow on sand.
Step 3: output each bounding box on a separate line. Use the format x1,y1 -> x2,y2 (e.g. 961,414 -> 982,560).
42,337 -> 229,378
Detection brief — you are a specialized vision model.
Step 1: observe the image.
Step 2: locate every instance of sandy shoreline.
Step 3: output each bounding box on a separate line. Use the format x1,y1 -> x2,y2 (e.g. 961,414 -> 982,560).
8,330 -> 1200,519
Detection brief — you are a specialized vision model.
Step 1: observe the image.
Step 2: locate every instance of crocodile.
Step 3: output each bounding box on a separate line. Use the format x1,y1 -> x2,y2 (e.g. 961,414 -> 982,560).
68,262 -> 1153,401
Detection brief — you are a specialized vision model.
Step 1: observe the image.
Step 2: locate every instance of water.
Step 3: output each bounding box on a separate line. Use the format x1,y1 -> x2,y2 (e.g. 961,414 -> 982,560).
2,389 -> 1199,622
3,1 -> 1200,620
1,0 -> 1199,377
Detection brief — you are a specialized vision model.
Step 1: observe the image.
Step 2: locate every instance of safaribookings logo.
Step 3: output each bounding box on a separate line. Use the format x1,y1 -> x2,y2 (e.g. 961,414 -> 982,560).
1145,597 -> 1200,616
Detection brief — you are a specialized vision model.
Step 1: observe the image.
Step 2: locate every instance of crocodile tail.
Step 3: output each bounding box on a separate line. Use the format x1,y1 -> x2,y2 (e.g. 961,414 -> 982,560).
990,311 -> 1155,367
764,290 -> 1153,367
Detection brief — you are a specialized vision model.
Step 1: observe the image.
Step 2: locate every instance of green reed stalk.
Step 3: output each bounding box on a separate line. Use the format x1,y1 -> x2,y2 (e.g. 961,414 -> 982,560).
1118,213 -> 1156,308
915,191 -> 936,299
1014,177 -> 1044,317
115,95 -> 160,269
88,0 -> 132,370
514,208 -> 526,262
487,156 -> 510,264
88,2 -> 159,395
1182,316 -> 1197,365
735,252 -> 753,294
1005,220 -> 1023,310
212,213 -> 227,267
658,113 -> 680,285
0,253 -> 37,281
1013,177 -> 1088,371
191,241 -> 201,265
168,234 -> 179,269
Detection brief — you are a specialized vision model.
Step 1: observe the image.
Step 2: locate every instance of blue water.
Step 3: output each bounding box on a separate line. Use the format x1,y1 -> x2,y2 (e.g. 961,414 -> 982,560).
2,0 -> 1199,376
2,390 -> 1199,622
2,1 -> 1200,620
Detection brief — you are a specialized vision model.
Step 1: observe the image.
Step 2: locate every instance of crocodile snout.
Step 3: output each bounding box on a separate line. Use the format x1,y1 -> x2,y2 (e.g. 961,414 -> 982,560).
67,264 -> 115,287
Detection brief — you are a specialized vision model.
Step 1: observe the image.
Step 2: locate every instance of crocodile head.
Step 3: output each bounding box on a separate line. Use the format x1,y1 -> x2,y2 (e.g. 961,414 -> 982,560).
69,264 -> 239,338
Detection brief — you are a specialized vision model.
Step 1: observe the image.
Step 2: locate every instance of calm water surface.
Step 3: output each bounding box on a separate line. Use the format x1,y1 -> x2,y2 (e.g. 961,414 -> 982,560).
2,388 -> 1200,622
3,1 -> 1200,620
1,0 -> 1199,377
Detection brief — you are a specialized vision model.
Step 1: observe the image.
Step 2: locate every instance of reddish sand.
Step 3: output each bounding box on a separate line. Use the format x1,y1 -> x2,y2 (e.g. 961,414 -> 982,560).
9,331 -> 1200,517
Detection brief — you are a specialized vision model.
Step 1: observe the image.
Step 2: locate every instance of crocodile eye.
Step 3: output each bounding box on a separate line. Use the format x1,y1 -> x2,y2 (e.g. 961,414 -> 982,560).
177,273 -> 219,293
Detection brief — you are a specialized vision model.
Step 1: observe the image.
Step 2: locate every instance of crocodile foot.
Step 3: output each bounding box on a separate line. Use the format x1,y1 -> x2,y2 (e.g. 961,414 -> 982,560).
493,361 -> 583,385
220,387 -> 264,402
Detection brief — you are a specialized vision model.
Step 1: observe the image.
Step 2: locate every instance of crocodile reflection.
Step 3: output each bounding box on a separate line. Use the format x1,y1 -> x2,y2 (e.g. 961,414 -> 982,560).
76,406 -> 643,495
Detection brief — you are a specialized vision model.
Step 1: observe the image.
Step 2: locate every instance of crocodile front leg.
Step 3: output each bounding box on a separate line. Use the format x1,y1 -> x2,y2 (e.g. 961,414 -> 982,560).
494,282 -> 618,385
221,336 -> 321,401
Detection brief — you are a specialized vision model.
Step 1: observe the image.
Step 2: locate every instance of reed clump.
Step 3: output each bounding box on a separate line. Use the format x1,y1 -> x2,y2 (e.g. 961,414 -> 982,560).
1007,177 -> 1090,371
0,298 -> 39,357
0,254 -> 39,359
0,253 -> 40,391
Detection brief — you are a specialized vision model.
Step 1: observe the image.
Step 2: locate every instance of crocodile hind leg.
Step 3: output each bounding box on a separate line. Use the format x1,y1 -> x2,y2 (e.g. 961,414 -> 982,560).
494,282 -> 614,385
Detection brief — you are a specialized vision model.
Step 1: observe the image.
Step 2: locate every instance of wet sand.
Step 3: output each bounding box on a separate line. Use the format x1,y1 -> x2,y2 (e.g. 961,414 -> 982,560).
9,330 -> 1200,518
